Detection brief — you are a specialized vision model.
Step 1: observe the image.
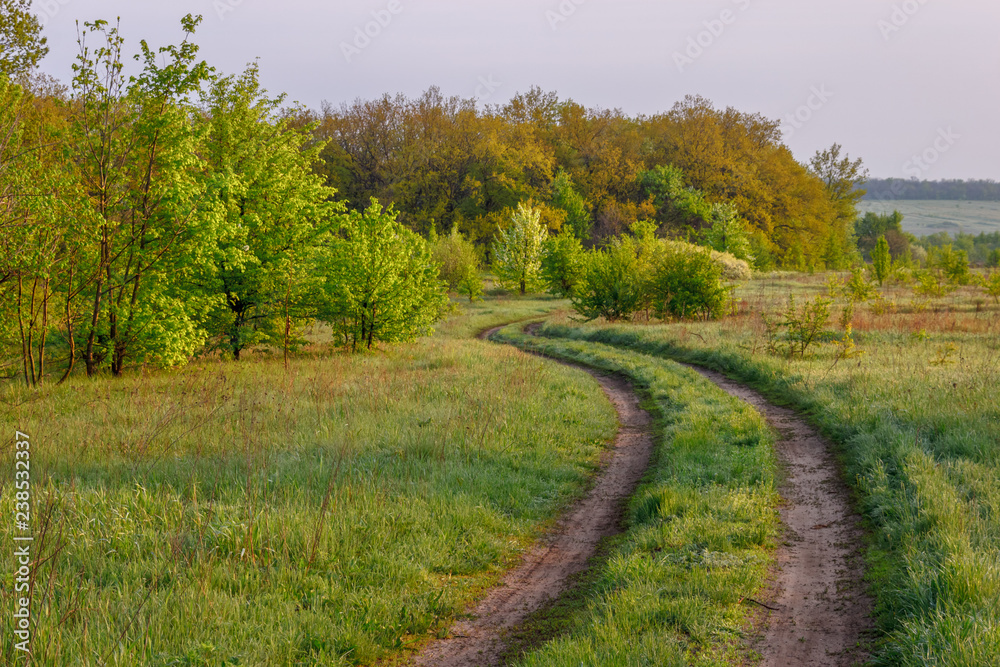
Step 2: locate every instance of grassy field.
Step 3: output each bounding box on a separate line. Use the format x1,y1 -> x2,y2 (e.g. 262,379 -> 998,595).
496,326 -> 780,666
532,273 -> 1000,666
858,199 -> 1000,237
1,297 -> 622,665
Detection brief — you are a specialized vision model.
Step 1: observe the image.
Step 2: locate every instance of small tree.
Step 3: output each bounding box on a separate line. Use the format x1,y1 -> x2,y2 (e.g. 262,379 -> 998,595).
492,202 -> 548,295
871,235 -> 892,286
704,203 -> 754,265
981,271 -> 1000,305
541,230 -> 585,297
430,224 -> 482,301
320,200 -> 448,351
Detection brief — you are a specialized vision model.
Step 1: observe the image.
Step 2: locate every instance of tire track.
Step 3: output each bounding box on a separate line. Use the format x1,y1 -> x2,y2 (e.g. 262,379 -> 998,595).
682,364 -> 872,666
411,326 -> 654,667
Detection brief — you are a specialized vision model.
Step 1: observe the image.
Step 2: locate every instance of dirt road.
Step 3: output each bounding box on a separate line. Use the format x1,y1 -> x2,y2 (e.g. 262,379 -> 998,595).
686,365 -> 872,666
412,327 -> 655,667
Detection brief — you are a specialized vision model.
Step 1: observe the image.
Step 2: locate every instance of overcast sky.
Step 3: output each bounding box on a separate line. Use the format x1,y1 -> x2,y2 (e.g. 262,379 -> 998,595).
33,0 -> 1000,180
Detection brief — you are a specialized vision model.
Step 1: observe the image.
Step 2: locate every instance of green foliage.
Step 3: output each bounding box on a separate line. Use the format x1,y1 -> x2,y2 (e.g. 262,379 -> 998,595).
809,143 -> 869,228
981,271 -> 1000,305
912,270 -> 958,299
200,63 -> 340,360
639,164 -> 713,234
571,242 -> 645,322
540,229 -> 585,297
70,17 -> 218,375
431,224 -> 483,301
927,244 -> 972,286
320,199 -> 448,351
989,248 -> 1000,268
648,245 -> 732,321
550,168 -> 591,239
843,267 -> 878,303
492,202 -> 548,295
704,202 -> 755,265
872,235 -> 892,286
764,295 -> 832,358
0,0 -> 48,77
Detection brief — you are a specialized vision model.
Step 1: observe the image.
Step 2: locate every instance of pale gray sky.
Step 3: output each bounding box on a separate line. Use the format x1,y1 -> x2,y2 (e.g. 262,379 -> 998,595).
34,0 -> 1000,179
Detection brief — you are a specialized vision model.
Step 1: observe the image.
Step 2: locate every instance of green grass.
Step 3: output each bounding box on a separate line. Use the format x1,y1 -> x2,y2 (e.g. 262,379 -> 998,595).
533,274 -> 1000,666
858,200 -> 1000,237
0,298 -> 619,665
495,325 -> 780,666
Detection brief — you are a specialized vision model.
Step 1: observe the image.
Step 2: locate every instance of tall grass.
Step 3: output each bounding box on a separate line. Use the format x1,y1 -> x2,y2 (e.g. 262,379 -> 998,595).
536,275 -> 1000,666
0,299 -> 616,665
495,326 -> 779,666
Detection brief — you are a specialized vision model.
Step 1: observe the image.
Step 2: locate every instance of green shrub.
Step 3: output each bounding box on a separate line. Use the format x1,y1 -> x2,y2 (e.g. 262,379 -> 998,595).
648,245 -> 732,321
571,242 -> 645,322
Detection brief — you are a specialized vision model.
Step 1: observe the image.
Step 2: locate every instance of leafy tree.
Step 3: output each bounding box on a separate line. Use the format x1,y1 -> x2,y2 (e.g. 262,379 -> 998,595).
550,168 -> 590,239
0,0 -> 48,78
571,241 -> 644,322
540,229 -> 585,297
199,63 -> 340,360
871,236 -> 892,286
319,200 -> 447,351
71,17 -> 217,376
980,271 -> 1000,305
492,202 -> 548,295
638,164 -> 712,234
704,202 -> 754,265
809,143 -> 869,224
927,245 -> 971,286
430,224 -> 482,302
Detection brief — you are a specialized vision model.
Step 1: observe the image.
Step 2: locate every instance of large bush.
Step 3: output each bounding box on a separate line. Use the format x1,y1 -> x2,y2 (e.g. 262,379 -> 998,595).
571,234 -> 737,322
649,245 -> 732,320
571,241 -> 646,322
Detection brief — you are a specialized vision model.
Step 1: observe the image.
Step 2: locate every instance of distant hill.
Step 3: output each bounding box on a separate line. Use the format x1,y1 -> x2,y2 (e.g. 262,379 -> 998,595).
857,200 -> 1000,237
862,178 -> 1000,201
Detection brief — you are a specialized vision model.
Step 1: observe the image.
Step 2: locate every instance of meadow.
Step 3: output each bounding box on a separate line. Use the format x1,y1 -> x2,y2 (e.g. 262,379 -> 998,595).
858,199 -> 1000,237
1,298 -> 621,665
533,272 -> 1000,666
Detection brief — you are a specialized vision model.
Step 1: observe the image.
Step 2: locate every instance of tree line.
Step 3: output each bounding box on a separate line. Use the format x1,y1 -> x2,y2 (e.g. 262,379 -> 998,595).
0,16 -> 448,385
1,7 -> 873,383
309,91 -> 866,272
864,178 -> 1000,202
